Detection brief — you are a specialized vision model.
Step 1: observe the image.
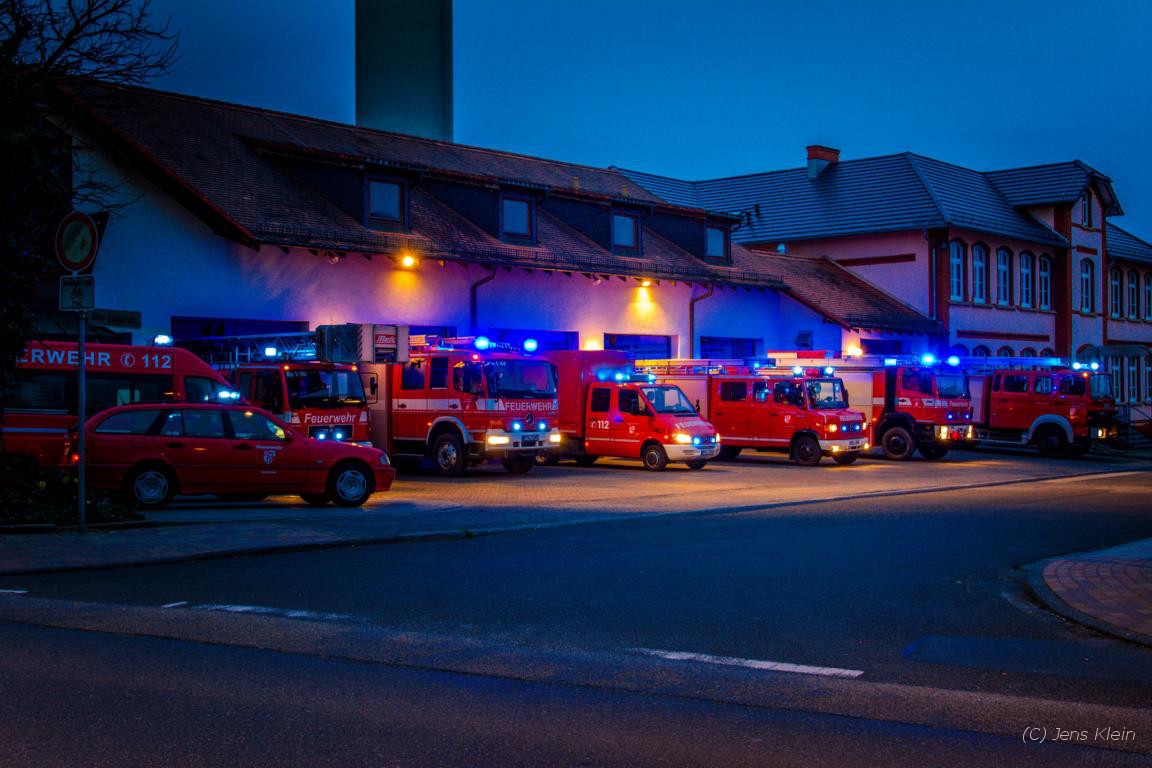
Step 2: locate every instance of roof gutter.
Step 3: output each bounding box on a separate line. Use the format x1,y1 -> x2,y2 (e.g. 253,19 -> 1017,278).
688,284 -> 714,357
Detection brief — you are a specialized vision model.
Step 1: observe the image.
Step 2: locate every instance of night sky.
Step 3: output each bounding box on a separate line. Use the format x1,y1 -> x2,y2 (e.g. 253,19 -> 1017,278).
147,0 -> 1152,236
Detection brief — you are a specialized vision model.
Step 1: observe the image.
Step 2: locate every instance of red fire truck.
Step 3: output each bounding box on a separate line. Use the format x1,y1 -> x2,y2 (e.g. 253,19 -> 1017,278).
2,341 -> 238,467
966,361 -> 1116,457
361,336 -> 562,475
637,360 -> 869,466
545,351 -> 719,471
830,355 -> 974,460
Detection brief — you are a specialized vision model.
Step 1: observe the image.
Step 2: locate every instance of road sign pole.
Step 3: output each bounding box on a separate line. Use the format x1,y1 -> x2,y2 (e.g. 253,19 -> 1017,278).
77,310 -> 86,532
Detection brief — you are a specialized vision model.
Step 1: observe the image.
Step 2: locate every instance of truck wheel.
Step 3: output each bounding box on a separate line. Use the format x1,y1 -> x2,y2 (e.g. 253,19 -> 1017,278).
1034,426 -> 1068,458
502,455 -> 535,474
717,446 -> 742,461
432,432 -> 468,477
685,460 -> 708,470
880,427 -> 916,461
535,453 -> 561,466
793,435 -> 822,466
642,443 -> 669,471
328,462 -> 375,507
300,493 -> 329,507
124,465 -> 175,510
917,443 -> 949,460
832,451 -> 859,465
574,455 -> 598,467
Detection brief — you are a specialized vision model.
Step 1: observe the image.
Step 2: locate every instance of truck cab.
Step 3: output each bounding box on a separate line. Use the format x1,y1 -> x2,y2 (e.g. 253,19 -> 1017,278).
231,362 -> 372,446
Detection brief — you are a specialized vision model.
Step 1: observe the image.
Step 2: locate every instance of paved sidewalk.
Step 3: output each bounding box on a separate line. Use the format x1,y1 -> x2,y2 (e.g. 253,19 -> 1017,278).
1030,538 -> 1152,646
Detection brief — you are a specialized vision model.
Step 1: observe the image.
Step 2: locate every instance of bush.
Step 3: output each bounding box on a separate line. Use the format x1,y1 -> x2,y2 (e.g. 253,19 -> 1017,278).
0,456 -> 142,526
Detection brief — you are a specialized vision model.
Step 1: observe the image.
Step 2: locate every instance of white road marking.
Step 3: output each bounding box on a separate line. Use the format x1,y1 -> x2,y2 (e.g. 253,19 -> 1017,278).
0,589 -> 28,594
633,648 -> 864,678
187,604 -> 358,622
160,601 -> 188,608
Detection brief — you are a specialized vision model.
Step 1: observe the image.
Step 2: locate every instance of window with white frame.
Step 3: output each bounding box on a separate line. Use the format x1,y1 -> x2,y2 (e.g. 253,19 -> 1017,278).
1128,270 -> 1140,320
1146,274 -> 1152,321
1080,260 -> 1095,312
996,249 -> 1012,306
1110,268 -> 1123,318
1146,357 -> 1152,403
1019,252 -> 1034,308
972,244 -> 988,303
949,240 -> 965,301
1038,256 -> 1052,310
1081,191 -> 1093,228
1128,357 -> 1140,403
1110,356 -> 1124,403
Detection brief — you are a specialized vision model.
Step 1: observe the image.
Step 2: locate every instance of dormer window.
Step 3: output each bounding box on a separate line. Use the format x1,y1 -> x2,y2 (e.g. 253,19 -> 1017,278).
500,194 -> 534,242
706,226 -> 730,264
612,212 -> 641,256
366,178 -> 406,228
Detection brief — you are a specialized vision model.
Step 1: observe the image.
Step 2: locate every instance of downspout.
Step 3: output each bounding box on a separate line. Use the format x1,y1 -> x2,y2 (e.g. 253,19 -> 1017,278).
469,266 -> 497,335
688,284 -> 715,358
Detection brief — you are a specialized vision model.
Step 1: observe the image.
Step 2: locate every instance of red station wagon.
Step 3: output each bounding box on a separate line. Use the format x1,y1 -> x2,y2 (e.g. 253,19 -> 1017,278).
63,403 -> 396,509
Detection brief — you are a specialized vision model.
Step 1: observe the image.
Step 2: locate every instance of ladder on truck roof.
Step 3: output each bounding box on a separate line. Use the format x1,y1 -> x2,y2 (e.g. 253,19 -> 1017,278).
177,332 -> 319,366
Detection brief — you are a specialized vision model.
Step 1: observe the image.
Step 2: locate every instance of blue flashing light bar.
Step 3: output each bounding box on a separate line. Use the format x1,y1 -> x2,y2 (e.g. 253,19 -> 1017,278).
946,355 -> 960,366
538,421 -> 547,431
511,421 -> 523,431
474,336 -> 491,350
791,365 -> 804,375
264,346 -> 278,357
152,334 -> 172,346
921,354 -> 937,365
884,358 -> 898,367
523,338 -> 539,352
1090,362 -> 1100,371
823,366 -> 834,375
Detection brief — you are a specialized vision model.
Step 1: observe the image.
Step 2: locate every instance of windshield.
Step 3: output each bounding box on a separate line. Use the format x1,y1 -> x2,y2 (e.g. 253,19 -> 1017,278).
805,379 -> 848,410
1089,373 -> 1113,400
934,373 -> 969,399
483,360 -> 557,399
284,369 -> 366,409
639,385 -> 697,414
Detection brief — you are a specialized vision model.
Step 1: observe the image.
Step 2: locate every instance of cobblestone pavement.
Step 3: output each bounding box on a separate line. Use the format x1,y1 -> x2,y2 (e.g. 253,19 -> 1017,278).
0,449 -> 1147,576
1036,538 -> 1152,645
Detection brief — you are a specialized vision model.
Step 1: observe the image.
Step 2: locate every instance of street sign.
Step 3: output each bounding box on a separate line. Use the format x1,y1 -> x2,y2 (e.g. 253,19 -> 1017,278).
89,308 -> 142,329
55,212 -> 100,273
59,275 -> 95,311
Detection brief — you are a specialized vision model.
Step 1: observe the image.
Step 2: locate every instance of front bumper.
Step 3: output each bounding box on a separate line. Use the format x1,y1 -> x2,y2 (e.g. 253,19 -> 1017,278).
372,465 -> 397,492
818,437 -> 869,454
665,443 -> 721,462
482,428 -> 562,455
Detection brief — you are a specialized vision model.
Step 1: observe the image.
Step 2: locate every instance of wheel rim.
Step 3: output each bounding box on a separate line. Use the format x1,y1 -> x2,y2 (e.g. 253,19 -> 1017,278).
886,433 -> 909,456
437,441 -> 459,471
645,449 -> 660,468
335,468 -> 367,501
134,470 -> 168,503
797,441 -> 817,463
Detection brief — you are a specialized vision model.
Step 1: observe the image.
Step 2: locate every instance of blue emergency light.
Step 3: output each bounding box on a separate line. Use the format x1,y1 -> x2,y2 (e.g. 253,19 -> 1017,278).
947,355 -> 960,366
474,336 -> 491,350
523,338 -> 539,352
921,354 -> 936,365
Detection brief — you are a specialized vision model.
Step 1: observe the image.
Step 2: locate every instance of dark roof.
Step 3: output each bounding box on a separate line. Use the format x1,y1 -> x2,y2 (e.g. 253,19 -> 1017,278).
1107,223 -> 1152,265
985,161 -> 1122,214
619,152 -> 1130,248
60,79 -> 773,287
743,248 -> 942,335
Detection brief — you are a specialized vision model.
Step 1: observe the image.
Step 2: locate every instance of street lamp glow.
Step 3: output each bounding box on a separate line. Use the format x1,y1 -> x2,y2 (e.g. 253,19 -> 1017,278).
401,254 -> 416,268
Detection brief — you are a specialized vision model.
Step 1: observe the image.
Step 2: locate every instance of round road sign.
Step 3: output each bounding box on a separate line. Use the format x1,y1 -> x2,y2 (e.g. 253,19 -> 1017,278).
55,212 -> 100,273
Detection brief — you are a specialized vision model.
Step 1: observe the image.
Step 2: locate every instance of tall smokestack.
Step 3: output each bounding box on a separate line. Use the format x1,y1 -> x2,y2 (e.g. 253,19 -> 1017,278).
355,0 -> 453,141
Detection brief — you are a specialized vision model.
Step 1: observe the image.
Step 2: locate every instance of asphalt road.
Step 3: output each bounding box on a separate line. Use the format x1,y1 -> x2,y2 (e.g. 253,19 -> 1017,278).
2,471 -> 1151,765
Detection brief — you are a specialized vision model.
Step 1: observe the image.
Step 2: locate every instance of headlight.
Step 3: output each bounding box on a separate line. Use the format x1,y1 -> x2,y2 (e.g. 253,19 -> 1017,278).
937,426 -> 949,440
673,432 -> 692,444
487,435 -> 510,445
715,434 -> 721,444
548,432 -> 562,443
828,423 -> 838,432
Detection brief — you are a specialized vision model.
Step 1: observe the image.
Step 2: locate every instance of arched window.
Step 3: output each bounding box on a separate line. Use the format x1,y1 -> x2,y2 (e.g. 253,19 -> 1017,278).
972,345 -> 991,358
1110,267 -> 1123,318
1080,260 -> 1095,313
997,346 -> 1014,358
1019,252 -> 1035,308
1038,256 -> 1052,310
949,240 -> 966,301
1145,274 -> 1152,321
1020,346 -> 1037,358
996,248 -> 1013,306
971,244 -> 988,304
1128,269 -> 1140,319
1040,347 -> 1056,358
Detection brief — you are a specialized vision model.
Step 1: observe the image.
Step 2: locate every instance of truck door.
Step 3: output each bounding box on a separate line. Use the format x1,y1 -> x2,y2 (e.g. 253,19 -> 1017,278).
713,380 -> 750,442
584,385 -> 615,456
392,358 -> 427,444
770,380 -> 805,442
1029,374 -> 1055,425
615,388 -> 649,457
748,380 -> 773,442
994,374 -> 1030,430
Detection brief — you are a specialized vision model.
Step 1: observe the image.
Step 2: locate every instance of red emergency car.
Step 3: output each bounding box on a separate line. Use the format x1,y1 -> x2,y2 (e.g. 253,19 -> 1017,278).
63,403 -> 395,509
546,351 -> 719,470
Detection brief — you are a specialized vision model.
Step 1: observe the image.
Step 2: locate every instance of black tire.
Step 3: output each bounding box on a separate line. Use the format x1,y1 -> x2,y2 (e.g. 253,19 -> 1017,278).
124,464 -> 176,510
717,446 -> 742,461
642,443 -> 669,471
832,451 -> 859,465
917,443 -> 950,460
327,462 -> 375,507
685,459 -> 708,470
431,432 -> 468,477
502,455 -> 536,474
793,435 -> 822,466
1034,425 -> 1069,458
535,453 -> 561,466
214,493 -> 268,503
300,493 -> 329,507
880,426 -> 916,461
574,455 -> 599,467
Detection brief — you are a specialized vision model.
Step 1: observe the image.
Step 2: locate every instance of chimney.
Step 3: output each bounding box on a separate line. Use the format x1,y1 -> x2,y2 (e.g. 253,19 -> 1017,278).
807,145 -> 840,179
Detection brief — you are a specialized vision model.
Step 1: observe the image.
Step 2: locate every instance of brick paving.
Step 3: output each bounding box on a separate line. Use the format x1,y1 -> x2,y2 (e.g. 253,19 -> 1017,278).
1039,539 -> 1152,645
